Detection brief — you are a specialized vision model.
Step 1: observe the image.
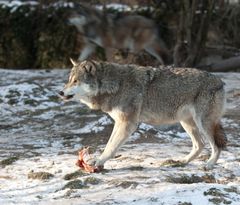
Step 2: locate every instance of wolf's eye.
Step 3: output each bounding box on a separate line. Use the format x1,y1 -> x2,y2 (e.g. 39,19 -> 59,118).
73,80 -> 78,84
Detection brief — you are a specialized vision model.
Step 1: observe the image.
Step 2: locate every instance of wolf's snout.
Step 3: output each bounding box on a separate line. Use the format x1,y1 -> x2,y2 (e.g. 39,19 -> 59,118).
58,90 -> 74,100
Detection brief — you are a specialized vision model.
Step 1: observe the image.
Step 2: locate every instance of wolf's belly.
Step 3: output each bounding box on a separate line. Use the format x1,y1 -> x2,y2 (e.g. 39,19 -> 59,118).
139,104 -> 193,125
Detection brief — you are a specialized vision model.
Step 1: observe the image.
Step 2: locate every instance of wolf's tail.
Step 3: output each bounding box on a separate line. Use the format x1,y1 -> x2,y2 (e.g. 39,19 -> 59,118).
214,123 -> 227,149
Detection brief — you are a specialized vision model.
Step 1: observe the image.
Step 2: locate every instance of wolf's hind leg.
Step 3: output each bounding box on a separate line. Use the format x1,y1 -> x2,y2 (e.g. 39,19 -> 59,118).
179,117 -> 204,164
194,89 -> 226,170
195,118 -> 222,170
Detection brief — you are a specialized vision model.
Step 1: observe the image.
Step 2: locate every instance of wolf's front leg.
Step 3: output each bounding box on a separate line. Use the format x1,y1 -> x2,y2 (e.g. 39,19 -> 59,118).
95,121 -> 138,167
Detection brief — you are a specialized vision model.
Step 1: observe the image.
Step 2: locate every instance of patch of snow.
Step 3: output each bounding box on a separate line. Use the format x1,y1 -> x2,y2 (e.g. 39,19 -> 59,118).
139,123 -> 154,131
49,1 -> 74,9
216,73 -> 240,110
71,115 -> 112,134
129,132 -> 141,141
0,0 -> 38,8
98,115 -> 112,125
222,118 -> 239,128
175,131 -> 188,138
96,3 -> 132,12
96,3 -> 154,13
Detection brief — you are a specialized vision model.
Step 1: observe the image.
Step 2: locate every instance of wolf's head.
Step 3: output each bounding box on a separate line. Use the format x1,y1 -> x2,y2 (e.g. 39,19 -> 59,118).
68,4 -> 103,33
59,59 -> 99,101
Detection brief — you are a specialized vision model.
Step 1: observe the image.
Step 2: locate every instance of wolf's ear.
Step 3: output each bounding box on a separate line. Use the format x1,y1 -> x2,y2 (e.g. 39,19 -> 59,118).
70,58 -> 78,66
83,61 -> 96,75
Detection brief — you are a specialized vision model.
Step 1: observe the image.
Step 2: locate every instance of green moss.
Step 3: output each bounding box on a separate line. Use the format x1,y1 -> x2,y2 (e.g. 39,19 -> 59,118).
166,174 -> 203,184
62,179 -> 88,190
203,188 -> 232,204
204,188 -> 225,197
178,202 -> 192,205
6,90 -> 21,98
0,156 -> 19,167
118,181 -> 138,189
7,98 -> 19,105
224,186 -> 239,194
48,95 -> 60,103
84,177 -> 101,185
209,198 -> 231,205
63,170 -> 86,180
28,171 -> 54,180
111,180 -> 138,189
128,166 -> 144,171
5,90 -> 21,105
161,159 -> 186,167
24,99 -> 38,106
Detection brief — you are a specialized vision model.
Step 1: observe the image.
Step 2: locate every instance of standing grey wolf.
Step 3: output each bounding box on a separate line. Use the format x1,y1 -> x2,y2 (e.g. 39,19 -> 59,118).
68,4 -> 169,65
59,60 -> 227,170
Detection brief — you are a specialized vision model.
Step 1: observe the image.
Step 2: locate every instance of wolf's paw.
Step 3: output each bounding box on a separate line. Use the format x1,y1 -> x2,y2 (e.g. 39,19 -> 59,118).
203,163 -> 214,171
161,159 -> 187,167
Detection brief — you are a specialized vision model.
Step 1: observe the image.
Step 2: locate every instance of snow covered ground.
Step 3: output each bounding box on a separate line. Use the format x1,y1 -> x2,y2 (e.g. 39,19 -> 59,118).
0,69 -> 239,205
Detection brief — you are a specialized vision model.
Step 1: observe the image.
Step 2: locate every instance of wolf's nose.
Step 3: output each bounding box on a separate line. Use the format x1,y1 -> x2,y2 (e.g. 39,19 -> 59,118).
59,91 -> 64,96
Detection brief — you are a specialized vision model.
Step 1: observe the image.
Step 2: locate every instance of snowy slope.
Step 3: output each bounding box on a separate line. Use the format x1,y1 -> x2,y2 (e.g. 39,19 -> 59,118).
0,69 -> 239,205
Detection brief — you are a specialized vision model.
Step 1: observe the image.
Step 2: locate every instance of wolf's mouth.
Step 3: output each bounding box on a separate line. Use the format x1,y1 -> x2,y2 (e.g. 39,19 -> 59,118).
59,94 -> 74,101
58,91 -> 74,101
64,94 -> 74,100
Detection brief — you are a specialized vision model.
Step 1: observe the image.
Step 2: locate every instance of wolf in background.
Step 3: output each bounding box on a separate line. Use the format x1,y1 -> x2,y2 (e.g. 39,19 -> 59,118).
68,4 -> 170,64
59,60 -> 227,171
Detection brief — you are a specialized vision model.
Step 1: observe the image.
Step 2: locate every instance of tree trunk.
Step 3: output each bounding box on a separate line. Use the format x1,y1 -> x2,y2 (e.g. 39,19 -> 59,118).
173,0 -> 217,67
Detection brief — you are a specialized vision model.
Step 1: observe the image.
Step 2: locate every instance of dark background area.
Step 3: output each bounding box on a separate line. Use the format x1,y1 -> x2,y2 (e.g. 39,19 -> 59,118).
0,0 -> 240,70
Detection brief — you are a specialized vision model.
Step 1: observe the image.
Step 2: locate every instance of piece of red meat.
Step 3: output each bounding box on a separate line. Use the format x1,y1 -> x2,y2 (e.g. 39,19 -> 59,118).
76,147 -> 103,173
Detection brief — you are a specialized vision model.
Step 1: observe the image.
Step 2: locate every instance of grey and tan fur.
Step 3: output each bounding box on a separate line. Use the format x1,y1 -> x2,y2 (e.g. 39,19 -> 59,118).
69,4 -> 169,64
59,60 -> 227,170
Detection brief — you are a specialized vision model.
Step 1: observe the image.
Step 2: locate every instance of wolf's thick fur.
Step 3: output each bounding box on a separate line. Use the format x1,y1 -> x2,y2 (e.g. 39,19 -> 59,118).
69,4 -> 169,64
60,60 -> 227,170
